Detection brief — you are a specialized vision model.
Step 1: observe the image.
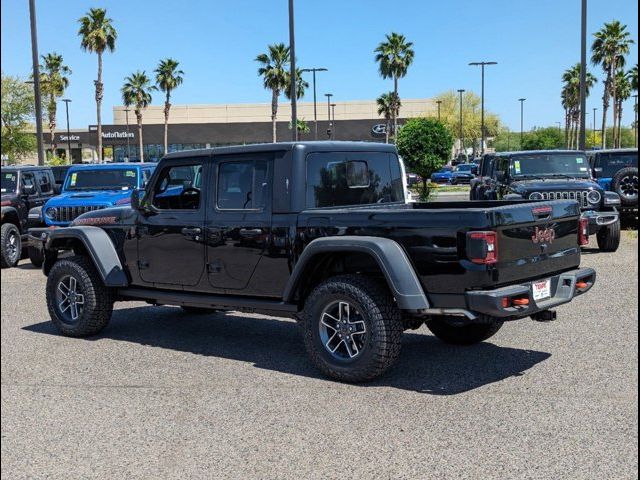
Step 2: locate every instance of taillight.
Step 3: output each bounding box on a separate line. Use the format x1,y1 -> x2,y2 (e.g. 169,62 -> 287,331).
578,218 -> 589,246
467,231 -> 498,265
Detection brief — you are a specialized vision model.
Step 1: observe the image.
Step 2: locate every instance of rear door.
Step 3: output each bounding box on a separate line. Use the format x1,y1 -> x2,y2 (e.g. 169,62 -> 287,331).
206,152 -> 273,292
137,158 -> 206,287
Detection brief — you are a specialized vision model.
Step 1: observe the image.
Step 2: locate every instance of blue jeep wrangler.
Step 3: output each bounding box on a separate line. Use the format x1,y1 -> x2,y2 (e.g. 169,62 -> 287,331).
39,163 -> 156,227
588,149 -> 638,215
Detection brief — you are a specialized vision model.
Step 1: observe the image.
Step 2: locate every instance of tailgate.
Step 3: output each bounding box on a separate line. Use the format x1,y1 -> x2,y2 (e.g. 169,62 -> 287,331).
491,200 -> 581,286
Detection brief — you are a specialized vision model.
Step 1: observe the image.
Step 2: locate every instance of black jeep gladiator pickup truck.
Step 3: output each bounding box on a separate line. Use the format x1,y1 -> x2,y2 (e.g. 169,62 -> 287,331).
30,142 -> 596,382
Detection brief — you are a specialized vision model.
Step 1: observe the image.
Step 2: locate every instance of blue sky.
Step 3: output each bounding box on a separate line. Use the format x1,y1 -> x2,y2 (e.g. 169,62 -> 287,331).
1,0 -> 638,130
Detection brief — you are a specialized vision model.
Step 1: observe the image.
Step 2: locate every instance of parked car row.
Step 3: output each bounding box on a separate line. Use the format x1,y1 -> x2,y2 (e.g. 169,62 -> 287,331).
429,163 -> 479,184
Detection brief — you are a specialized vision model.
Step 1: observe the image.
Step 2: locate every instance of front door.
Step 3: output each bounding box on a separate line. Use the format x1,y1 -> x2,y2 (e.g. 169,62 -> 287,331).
137,159 -> 206,287
206,153 -> 273,292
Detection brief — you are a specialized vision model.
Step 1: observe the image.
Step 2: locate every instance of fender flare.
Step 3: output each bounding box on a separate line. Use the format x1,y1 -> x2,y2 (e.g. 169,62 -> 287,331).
45,226 -> 128,287
283,236 -> 430,311
503,193 -> 524,200
1,206 -> 20,225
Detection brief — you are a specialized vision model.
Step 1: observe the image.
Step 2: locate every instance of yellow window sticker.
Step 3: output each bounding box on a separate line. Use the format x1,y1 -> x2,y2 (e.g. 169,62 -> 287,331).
125,170 -> 136,177
70,172 -> 77,186
514,160 -> 521,174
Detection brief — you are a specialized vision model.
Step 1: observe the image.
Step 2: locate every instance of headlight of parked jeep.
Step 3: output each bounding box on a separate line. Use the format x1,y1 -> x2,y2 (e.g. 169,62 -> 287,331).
587,190 -> 602,205
604,191 -> 621,206
529,192 -> 544,201
45,207 -> 58,220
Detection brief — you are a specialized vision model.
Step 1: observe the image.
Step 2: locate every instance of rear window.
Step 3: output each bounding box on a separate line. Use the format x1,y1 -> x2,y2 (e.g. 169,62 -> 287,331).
598,152 -> 638,177
306,152 -> 404,208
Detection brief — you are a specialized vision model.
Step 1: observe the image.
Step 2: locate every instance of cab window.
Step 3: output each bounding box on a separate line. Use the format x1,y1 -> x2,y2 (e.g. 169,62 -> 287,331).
216,156 -> 272,210
152,163 -> 203,210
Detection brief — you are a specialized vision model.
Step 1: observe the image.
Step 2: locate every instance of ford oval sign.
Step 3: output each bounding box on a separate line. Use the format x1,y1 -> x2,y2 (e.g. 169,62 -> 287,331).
371,124 -> 387,135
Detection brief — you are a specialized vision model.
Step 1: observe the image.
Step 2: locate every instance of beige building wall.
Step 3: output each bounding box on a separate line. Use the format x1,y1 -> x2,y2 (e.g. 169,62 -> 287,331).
112,98 -> 436,125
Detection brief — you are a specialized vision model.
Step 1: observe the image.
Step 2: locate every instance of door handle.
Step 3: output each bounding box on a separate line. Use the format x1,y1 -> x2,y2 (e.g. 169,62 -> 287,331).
181,227 -> 202,236
239,228 -> 263,238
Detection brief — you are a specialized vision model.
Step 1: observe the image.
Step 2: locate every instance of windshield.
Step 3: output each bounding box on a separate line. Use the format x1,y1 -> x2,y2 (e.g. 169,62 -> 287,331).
65,169 -> 138,191
456,164 -> 474,172
598,153 -> 638,177
510,154 -> 590,178
1,171 -> 18,193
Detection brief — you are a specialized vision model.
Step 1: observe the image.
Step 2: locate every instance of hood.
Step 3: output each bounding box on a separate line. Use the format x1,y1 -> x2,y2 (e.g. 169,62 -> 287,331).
70,205 -> 137,227
510,178 -> 601,194
46,189 -> 133,207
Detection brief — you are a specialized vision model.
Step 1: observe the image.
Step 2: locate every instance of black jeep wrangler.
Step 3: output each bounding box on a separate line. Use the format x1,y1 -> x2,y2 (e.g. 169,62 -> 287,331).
30,142 -> 596,382
474,150 -> 622,252
588,148 -> 638,217
1,166 -> 56,268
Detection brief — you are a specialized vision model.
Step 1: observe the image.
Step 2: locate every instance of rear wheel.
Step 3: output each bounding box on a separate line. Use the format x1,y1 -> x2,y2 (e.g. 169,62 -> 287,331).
425,318 -> 503,346
28,245 -> 44,268
1,223 -> 21,268
46,255 -> 114,337
596,220 -> 621,252
302,275 -> 403,382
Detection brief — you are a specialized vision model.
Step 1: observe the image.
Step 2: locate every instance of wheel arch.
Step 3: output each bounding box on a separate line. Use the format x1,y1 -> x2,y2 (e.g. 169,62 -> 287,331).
283,236 -> 430,311
44,226 -> 128,287
1,206 -> 21,228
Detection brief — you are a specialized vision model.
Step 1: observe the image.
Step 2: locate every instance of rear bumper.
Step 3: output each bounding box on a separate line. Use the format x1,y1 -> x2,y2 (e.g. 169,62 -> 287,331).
582,209 -> 618,234
465,267 -> 596,319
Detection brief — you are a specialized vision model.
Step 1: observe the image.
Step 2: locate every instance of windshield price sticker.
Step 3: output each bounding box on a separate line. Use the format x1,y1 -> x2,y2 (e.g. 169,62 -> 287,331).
70,173 -> 78,186
125,170 -> 136,177
514,160 -> 521,174
576,157 -> 584,164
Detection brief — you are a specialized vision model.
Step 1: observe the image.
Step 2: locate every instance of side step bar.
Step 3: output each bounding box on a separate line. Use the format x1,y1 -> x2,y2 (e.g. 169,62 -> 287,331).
118,287 -> 299,316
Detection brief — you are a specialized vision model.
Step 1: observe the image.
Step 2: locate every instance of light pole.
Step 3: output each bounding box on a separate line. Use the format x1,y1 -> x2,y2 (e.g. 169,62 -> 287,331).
578,0 -> 587,150
518,98 -> 526,147
331,103 -> 336,139
288,0 -> 298,141
62,99 -> 72,164
436,100 -> 442,121
300,68 -> 328,140
469,61 -> 497,155
124,108 -> 131,161
457,89 -> 465,155
592,107 -> 597,147
28,0 -> 45,166
325,93 -> 333,139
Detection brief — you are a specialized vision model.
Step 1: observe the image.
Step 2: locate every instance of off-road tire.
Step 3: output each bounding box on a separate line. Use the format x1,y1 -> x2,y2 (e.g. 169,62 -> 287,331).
28,245 -> 44,268
46,255 -> 114,337
1,223 -> 21,268
596,220 -> 621,252
181,306 -> 217,314
611,167 -> 638,207
301,274 -> 403,382
425,319 -> 503,346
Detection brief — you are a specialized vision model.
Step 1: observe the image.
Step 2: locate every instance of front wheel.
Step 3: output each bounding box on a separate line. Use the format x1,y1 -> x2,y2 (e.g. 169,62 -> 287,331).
596,220 -> 621,252
46,255 -> 114,337
302,275 -> 403,382
1,223 -> 21,268
425,319 -> 503,345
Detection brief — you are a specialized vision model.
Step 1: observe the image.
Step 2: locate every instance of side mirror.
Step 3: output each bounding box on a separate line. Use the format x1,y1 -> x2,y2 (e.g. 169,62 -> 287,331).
53,184 -> 62,195
130,188 -> 145,211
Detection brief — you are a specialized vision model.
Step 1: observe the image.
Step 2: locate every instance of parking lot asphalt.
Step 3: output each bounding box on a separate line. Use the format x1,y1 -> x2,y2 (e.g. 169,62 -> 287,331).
1,234 -> 638,479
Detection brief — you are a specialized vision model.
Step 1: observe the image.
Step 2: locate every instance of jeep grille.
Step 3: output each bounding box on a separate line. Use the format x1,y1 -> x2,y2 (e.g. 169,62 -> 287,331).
533,191 -> 590,208
57,205 -> 107,223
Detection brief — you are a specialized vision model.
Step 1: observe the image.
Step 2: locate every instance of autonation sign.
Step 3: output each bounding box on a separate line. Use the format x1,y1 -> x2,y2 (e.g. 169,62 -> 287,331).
102,131 -> 134,139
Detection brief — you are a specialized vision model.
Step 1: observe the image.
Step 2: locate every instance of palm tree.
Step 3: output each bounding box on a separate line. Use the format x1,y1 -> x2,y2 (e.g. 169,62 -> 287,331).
290,119 -> 310,138
631,64 -> 639,92
591,20 -> 634,148
256,43 -> 290,143
614,69 -> 632,146
39,53 -> 71,160
154,58 -> 184,156
561,63 -> 596,149
121,71 -> 155,162
285,68 -> 309,101
78,8 -> 116,163
376,92 -> 400,143
374,33 -> 414,141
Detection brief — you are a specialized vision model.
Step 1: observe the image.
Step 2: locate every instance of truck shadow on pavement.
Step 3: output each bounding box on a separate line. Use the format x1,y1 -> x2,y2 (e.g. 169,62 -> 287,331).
24,306 -> 551,395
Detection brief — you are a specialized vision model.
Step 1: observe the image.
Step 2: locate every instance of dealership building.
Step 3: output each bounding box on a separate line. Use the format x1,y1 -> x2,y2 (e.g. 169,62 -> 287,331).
40,98 -> 436,163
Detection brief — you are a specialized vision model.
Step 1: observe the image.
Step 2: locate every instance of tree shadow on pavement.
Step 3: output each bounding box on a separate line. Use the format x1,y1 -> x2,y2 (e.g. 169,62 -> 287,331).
24,306 -> 551,395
